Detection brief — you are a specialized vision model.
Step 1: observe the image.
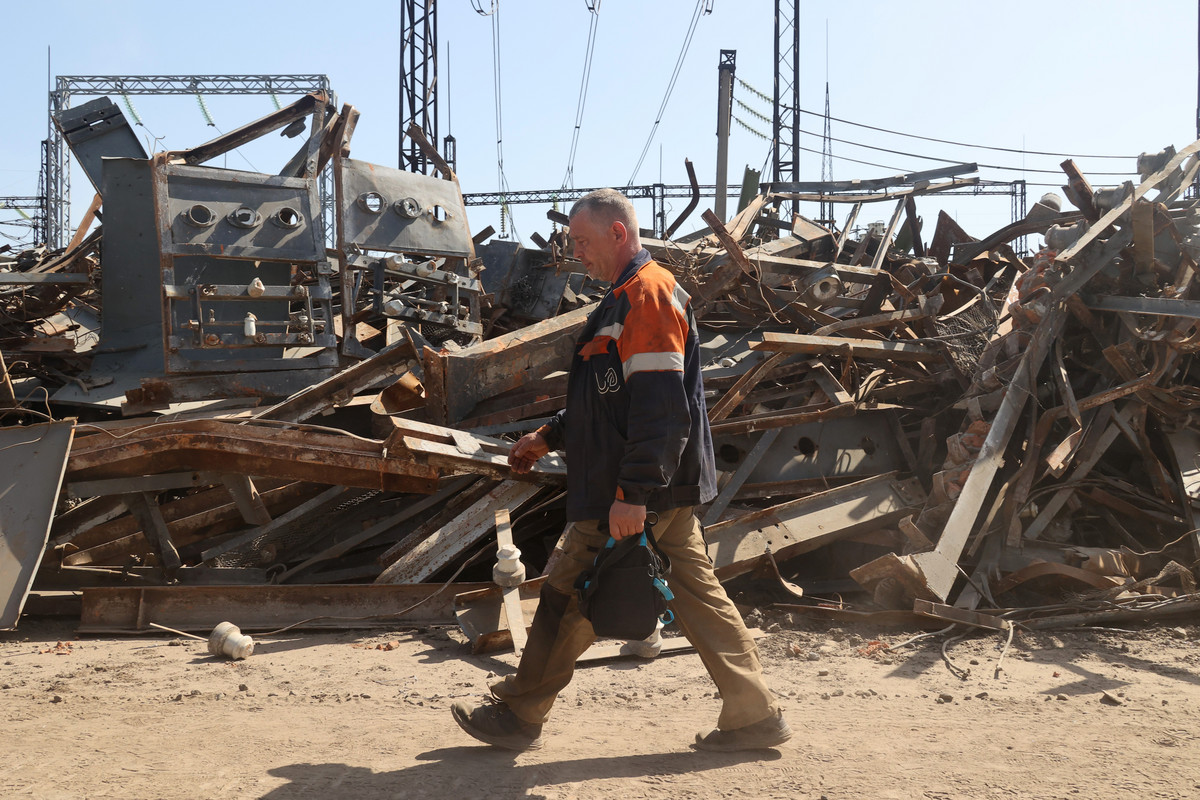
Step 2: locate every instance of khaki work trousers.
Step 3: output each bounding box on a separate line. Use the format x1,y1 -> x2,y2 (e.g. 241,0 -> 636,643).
491,505 -> 778,731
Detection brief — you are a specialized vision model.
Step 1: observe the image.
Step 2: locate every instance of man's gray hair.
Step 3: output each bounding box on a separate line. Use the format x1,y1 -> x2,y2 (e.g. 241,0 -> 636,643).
569,188 -> 639,232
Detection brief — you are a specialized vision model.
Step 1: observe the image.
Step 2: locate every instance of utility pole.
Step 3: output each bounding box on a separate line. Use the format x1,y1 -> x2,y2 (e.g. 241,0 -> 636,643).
715,50 -> 736,222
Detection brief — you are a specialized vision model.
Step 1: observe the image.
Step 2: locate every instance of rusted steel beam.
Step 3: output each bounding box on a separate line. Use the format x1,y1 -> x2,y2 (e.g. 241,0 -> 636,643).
707,353 -> 793,423
276,475 -> 477,583
375,480 -> 542,585
253,341 -> 417,423
705,472 -> 925,582
751,332 -> 943,363
904,307 -> 1068,601
122,492 -> 181,571
61,481 -> 316,567
67,419 -> 438,493
1059,159 -> 1102,222
769,176 -> 980,205
1052,140 -> 1200,288
702,209 -> 815,331
169,91 -> 328,167
199,486 -> 349,564
77,583 -> 497,634
384,417 -> 566,484
709,397 -> 855,437
904,195 -> 925,258
423,303 -> 594,425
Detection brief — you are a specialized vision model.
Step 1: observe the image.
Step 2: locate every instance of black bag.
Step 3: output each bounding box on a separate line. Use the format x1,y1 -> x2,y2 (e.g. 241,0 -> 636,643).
575,527 -> 673,640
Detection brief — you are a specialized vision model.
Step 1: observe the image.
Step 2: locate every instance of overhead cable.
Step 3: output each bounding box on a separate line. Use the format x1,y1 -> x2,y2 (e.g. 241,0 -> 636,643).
563,0 -> 602,189
626,0 -> 710,186
736,77 -> 1137,161
795,127 -> 1137,176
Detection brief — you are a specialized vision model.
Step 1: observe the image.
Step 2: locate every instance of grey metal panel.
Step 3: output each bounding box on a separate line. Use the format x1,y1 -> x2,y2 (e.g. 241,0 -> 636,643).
53,158 -> 165,408
163,164 -> 321,262
98,158 -> 165,355
55,97 -> 148,194
1,422 -> 75,629
338,158 -> 471,256
712,412 -> 904,483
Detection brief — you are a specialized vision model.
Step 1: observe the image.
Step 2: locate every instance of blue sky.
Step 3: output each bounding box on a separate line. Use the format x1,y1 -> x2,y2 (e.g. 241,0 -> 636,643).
2,0 -> 1197,248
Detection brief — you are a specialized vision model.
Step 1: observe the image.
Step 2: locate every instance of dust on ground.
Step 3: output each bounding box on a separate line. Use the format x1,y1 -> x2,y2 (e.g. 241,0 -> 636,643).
3,610 -> 1200,800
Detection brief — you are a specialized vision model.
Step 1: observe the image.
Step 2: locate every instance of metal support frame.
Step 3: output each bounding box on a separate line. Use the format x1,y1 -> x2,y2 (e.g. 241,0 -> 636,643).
773,0 -> 800,219
399,0 -> 438,175
715,50 -> 736,223
1011,179 -> 1028,253
0,195 -> 43,247
45,75 -> 331,249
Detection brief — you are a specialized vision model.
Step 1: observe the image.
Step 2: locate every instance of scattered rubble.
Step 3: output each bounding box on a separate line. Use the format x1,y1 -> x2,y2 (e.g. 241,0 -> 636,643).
4,91 -> 1200,649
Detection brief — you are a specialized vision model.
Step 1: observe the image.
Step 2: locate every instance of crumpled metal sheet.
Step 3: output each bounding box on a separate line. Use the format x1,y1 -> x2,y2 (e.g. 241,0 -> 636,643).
1,421 -> 75,629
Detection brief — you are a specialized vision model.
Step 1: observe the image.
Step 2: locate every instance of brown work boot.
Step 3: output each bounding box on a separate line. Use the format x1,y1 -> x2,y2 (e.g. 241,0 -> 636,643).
451,696 -> 544,751
693,709 -> 792,752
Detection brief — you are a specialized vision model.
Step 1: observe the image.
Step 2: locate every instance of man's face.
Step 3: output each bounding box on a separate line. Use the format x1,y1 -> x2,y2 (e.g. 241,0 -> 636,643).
569,209 -> 623,283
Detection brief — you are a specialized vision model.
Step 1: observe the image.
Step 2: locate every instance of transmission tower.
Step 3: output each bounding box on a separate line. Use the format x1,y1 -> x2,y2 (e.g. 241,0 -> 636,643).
772,0 -> 799,220
400,0 -> 439,175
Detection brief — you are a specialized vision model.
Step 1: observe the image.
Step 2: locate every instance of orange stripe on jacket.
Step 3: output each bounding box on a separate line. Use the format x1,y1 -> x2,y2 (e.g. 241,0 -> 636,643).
614,264 -> 689,371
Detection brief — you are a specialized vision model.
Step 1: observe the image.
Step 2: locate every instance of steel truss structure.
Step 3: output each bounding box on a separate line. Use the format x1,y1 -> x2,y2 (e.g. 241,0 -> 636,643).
773,0 -> 800,219
45,75 -> 332,249
399,0 -> 439,175
463,180 -> 1028,243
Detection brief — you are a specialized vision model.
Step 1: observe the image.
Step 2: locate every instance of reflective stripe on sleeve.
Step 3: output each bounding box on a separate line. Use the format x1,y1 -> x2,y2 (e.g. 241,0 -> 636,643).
595,322 -> 624,341
622,351 -> 685,379
670,283 -> 691,316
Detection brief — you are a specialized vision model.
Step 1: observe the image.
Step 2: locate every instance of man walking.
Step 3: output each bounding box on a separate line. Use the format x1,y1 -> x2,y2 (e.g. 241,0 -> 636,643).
451,189 -> 790,752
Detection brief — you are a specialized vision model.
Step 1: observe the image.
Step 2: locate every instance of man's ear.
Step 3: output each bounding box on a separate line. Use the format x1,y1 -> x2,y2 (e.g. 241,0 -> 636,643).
611,220 -> 628,245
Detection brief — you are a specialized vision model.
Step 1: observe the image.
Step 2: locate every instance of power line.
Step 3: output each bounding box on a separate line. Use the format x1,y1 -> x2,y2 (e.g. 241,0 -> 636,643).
799,106 -> 1135,161
736,77 -> 1138,161
626,0 -> 711,186
794,127 -> 1137,176
563,0 -> 602,189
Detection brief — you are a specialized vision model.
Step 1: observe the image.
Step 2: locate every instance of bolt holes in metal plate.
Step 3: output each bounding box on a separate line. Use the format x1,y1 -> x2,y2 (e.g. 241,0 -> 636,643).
227,206 -> 262,229
357,191 -> 386,214
272,206 -> 303,230
395,197 -> 422,219
183,204 -> 217,228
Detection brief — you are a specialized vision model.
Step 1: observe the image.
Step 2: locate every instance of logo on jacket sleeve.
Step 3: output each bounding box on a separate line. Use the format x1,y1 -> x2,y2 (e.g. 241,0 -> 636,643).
595,367 -> 620,394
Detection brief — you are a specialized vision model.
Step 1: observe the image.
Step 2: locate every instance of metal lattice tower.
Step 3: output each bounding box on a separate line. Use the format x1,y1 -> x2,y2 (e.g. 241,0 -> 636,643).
772,0 -> 800,220
44,74 -> 331,249
400,0 -> 439,175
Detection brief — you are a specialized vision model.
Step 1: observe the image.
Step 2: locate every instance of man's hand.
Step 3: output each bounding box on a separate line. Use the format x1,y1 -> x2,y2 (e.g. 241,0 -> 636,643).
508,431 -> 550,474
608,499 -> 647,540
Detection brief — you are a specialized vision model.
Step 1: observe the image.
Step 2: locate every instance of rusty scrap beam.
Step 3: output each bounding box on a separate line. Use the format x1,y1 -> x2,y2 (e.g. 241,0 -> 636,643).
77,583 -> 497,634
751,332 -> 943,363
423,304 -> 594,425
169,92 -> 329,167
375,480 -> 542,585
253,341 -> 417,423
66,419 -> 438,493
706,472 -> 925,581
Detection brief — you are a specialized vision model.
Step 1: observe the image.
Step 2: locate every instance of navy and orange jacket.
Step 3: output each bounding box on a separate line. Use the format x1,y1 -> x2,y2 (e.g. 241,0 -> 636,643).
539,249 -> 717,521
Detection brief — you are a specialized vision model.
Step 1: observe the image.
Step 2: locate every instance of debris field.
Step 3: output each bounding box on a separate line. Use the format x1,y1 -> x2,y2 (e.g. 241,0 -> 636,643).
4,89 -> 1200,655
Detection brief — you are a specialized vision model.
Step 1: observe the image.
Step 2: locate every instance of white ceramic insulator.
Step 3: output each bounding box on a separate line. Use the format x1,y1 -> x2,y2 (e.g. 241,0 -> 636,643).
493,543 -> 526,587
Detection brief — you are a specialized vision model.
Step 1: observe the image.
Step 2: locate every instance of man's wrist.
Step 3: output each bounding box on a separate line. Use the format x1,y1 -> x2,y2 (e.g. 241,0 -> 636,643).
615,485 -> 649,506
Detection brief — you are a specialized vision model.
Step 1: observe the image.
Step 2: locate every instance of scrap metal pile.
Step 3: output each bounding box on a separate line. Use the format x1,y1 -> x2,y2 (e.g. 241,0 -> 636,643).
5,89 -> 1200,642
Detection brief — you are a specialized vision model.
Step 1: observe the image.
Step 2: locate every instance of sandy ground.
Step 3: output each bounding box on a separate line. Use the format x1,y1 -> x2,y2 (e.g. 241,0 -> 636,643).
3,610 -> 1200,800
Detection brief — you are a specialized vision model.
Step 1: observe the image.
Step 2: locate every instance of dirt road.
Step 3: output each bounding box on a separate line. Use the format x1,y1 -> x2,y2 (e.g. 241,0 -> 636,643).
3,614 -> 1199,799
